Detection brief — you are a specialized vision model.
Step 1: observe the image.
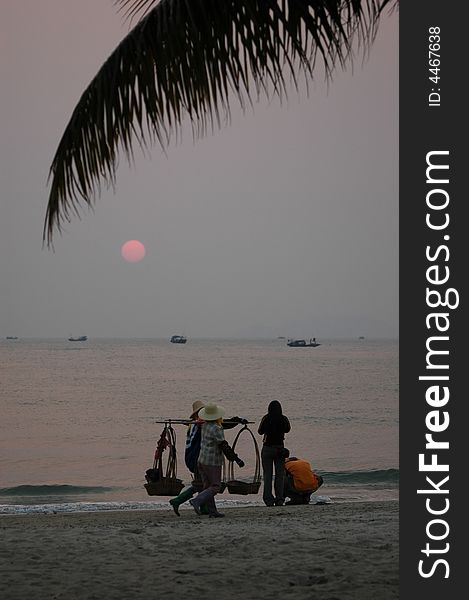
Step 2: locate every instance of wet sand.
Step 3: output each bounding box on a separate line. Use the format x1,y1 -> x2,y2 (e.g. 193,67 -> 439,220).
1,500 -> 398,599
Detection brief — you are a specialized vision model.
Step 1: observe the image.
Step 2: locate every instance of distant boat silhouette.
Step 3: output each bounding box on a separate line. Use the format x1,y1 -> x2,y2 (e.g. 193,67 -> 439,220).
6,336 -> 18,340
68,335 -> 88,341
287,338 -> 321,347
170,335 -> 187,344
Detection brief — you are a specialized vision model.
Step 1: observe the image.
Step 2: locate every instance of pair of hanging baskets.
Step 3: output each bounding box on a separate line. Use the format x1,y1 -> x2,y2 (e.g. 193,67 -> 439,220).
226,425 -> 262,495
144,423 -> 185,496
144,422 -> 262,496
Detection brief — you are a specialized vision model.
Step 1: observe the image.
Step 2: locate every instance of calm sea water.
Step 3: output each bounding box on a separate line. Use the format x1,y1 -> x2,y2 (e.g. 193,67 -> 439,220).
0,338 -> 398,514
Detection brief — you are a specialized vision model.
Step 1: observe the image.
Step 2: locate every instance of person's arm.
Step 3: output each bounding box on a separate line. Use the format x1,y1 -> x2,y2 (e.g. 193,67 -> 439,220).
283,416 -> 291,433
212,423 -> 225,444
219,440 -> 245,467
222,416 -> 248,430
258,415 -> 267,435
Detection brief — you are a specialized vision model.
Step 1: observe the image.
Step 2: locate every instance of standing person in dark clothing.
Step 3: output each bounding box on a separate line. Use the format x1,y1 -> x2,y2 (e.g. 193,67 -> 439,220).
258,400 -> 291,506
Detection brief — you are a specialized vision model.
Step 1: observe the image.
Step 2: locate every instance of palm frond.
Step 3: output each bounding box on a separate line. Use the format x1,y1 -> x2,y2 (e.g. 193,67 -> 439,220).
44,0 -> 397,245
114,0 -> 160,23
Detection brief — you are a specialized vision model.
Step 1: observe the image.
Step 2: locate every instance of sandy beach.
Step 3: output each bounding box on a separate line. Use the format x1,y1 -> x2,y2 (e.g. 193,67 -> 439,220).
1,500 -> 398,600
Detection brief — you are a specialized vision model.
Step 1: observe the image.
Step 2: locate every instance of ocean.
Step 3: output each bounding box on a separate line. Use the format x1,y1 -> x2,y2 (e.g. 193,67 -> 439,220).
0,338 -> 398,514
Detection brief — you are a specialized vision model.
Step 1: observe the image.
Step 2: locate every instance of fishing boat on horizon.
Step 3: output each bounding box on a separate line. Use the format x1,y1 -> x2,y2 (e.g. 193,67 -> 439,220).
170,335 -> 187,344
287,338 -> 321,347
68,335 -> 88,342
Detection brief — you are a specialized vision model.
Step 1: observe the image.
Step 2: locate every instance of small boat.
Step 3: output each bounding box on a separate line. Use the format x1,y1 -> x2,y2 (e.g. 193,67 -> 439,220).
6,336 -> 18,340
287,338 -> 321,347
68,335 -> 88,341
170,335 -> 187,344
359,336 -> 365,340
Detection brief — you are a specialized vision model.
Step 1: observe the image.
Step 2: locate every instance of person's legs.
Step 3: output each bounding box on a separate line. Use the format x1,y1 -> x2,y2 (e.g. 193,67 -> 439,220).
285,490 -> 312,505
283,471 -> 295,502
285,491 -> 303,505
285,479 -> 313,505
202,464 -> 223,516
273,451 -> 286,505
191,465 -> 210,514
261,446 -> 276,506
169,486 -> 194,516
189,463 -> 222,516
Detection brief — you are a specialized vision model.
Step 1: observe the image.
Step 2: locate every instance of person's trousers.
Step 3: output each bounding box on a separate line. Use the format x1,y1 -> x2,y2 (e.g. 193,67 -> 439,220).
261,445 -> 285,506
192,462 -> 222,515
284,473 -> 312,504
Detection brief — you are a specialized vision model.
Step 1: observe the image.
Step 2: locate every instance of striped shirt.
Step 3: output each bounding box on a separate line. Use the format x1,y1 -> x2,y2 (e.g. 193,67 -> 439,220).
198,422 -> 225,466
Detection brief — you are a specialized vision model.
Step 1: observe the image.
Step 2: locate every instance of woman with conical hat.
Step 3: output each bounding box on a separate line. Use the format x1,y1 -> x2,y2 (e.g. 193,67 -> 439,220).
189,402 -> 227,518
169,401 -> 246,516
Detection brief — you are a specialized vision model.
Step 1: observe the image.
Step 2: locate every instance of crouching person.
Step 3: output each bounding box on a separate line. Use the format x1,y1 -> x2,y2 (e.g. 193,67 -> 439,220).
284,456 -> 323,505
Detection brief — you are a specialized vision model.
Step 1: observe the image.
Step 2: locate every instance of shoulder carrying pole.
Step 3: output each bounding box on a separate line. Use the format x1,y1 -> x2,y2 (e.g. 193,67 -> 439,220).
154,419 -> 254,425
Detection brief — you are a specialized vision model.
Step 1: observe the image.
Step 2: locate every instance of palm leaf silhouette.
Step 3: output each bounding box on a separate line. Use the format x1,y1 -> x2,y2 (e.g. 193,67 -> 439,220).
44,0 -> 396,244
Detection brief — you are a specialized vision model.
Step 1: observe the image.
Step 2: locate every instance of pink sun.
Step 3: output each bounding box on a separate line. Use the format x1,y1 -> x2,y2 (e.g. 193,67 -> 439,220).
121,240 -> 146,263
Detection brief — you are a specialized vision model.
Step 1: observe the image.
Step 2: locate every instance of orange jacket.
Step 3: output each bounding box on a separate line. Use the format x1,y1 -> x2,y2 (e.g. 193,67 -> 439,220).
284,458 -> 319,491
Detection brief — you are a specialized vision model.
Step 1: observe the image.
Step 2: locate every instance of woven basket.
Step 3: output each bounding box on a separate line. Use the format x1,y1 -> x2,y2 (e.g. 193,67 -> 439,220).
226,480 -> 261,495
144,424 -> 184,496
145,477 -> 184,496
226,425 -> 262,495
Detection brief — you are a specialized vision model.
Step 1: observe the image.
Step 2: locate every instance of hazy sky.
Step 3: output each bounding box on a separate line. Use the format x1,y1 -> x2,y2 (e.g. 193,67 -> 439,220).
1,1 -> 398,340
